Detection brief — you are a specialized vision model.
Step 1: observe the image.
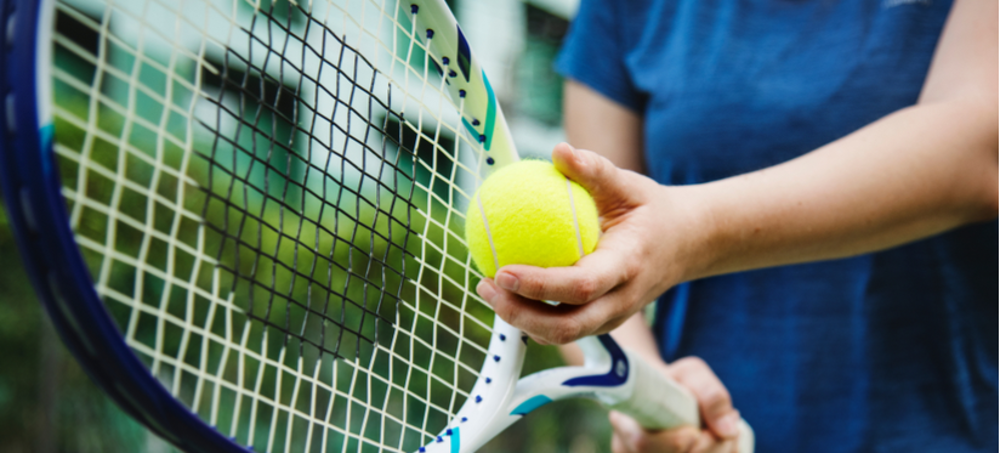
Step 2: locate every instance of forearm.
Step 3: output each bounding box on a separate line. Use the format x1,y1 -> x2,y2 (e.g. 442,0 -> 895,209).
610,313 -> 663,363
674,100 -> 998,283
559,312 -> 662,367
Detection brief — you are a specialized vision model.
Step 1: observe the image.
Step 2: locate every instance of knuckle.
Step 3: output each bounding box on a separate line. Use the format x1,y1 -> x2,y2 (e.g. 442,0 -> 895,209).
583,152 -> 612,184
611,436 -> 627,453
661,437 -> 685,452
688,356 -> 709,370
604,312 -> 632,333
675,356 -> 708,373
548,319 -> 583,344
702,387 -> 733,410
631,435 -> 648,453
492,298 -> 518,324
594,153 -> 615,175
522,276 -> 548,298
623,257 -> 641,280
571,276 -> 599,302
662,426 -> 699,453
528,334 -> 549,346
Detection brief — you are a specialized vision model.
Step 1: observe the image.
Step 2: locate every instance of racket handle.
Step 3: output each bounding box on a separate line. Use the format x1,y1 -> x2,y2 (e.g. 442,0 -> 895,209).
611,350 -> 755,453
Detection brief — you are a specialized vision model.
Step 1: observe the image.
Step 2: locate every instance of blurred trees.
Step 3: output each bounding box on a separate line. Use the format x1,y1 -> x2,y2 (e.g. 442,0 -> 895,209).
0,195 -> 175,452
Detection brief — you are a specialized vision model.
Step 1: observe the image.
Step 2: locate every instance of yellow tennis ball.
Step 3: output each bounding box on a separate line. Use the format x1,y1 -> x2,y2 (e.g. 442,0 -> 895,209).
465,160 -> 600,278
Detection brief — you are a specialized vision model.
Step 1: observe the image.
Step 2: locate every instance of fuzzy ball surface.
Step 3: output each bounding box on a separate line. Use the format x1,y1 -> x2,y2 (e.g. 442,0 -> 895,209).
465,160 -> 599,278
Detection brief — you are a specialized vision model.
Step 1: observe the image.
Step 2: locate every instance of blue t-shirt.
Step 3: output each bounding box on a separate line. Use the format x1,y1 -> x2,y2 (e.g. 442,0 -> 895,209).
555,1 -> 998,451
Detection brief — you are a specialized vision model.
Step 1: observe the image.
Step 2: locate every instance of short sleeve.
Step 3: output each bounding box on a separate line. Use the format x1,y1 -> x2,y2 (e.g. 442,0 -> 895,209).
554,0 -> 644,112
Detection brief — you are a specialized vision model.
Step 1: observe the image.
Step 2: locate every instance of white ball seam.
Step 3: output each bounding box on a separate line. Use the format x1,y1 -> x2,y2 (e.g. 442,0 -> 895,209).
565,177 -> 584,259
476,191 -> 500,274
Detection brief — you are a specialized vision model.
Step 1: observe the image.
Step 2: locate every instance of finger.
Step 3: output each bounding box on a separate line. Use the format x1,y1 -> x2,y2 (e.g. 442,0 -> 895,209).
610,410 -> 701,453
552,143 -> 637,207
669,357 -> 740,439
477,278 -> 630,344
494,219 -> 645,305
609,411 -> 642,453
476,278 -> 585,344
495,248 -> 629,305
611,434 -> 630,453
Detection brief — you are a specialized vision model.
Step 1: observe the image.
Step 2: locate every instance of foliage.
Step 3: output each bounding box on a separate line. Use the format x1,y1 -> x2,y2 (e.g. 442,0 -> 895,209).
0,0 -> 612,450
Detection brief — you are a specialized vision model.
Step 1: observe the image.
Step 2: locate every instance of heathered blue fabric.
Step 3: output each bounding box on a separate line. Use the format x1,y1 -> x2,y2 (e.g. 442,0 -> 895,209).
556,1 -> 997,451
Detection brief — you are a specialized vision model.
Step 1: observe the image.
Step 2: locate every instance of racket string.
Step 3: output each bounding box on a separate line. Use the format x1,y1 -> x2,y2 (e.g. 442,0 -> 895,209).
50,0 -> 494,451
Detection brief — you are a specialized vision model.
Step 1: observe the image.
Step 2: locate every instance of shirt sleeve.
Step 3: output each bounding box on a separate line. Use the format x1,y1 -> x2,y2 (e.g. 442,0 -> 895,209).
554,0 -> 645,112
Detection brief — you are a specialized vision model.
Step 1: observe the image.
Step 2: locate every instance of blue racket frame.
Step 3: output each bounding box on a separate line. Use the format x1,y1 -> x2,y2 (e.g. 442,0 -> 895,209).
0,0 -> 248,451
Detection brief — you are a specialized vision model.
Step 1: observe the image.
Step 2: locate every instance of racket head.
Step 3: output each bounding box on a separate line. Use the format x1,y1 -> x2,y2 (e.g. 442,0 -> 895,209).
0,0 -> 521,451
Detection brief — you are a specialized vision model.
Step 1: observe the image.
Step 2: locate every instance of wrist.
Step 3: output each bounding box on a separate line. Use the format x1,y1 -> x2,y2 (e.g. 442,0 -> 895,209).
656,183 -> 723,286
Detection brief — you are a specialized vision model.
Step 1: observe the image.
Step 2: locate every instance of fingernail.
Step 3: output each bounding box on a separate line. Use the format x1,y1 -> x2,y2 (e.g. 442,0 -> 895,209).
495,272 -> 519,291
716,412 -> 739,438
477,280 -> 497,304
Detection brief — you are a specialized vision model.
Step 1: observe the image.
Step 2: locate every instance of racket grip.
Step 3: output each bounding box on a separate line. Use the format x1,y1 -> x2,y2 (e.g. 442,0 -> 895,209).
611,351 -> 755,453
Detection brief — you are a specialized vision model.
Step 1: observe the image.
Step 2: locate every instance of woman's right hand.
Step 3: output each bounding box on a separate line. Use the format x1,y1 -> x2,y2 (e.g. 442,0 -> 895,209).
609,357 -> 745,453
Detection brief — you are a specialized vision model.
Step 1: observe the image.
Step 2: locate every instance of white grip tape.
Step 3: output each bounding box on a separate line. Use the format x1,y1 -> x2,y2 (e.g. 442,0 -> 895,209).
612,351 -> 756,453
737,419 -> 756,453
611,350 -> 700,429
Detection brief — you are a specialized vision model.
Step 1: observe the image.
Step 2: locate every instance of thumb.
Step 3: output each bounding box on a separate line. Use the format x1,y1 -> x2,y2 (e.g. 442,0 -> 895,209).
669,357 -> 741,440
552,143 -> 635,207
609,410 -> 701,453
608,410 -> 645,452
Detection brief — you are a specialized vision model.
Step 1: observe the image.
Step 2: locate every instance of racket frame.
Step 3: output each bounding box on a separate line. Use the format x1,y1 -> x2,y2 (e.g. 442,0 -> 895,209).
0,0 -> 249,451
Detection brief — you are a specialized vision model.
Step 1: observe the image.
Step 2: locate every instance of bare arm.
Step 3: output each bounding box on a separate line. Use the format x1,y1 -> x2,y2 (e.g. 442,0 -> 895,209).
682,0 -> 997,280
477,0 -> 997,345
564,81 -> 645,174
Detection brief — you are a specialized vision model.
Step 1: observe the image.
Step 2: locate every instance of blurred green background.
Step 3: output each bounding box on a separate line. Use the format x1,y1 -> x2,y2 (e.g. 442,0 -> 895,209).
0,195 -> 612,452
0,0 -> 621,452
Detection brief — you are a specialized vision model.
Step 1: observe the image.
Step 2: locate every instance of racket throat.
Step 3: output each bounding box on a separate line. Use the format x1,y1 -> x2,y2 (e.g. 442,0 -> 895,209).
417,330 -> 636,453
419,316 -> 527,452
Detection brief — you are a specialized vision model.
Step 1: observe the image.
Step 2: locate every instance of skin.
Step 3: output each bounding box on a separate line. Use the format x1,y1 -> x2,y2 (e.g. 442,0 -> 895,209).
475,1 -> 998,452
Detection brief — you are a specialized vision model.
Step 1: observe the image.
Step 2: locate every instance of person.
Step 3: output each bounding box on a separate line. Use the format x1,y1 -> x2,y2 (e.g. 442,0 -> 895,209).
474,0 -> 998,451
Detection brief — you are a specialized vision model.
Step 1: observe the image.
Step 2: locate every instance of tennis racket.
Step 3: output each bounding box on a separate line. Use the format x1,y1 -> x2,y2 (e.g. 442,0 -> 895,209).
0,0 -> 754,451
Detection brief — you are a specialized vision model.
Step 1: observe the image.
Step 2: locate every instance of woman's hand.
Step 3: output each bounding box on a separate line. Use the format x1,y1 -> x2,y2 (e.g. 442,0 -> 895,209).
475,142 -> 705,345
610,357 -> 744,453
